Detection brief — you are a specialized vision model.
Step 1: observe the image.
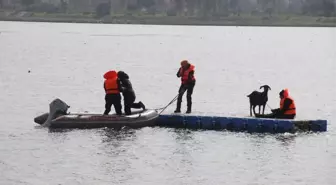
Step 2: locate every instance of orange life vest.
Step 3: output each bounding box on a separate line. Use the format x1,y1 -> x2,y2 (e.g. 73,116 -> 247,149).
280,89 -> 296,115
104,78 -> 119,94
179,64 -> 195,84
103,70 -> 120,94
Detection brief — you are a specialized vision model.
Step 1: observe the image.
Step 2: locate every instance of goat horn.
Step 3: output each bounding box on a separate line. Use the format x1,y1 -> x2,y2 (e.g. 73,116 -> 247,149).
260,85 -> 271,90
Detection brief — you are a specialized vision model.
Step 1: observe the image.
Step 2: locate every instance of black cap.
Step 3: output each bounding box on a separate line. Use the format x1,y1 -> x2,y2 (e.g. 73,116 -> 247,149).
117,71 -> 129,79
279,90 -> 284,96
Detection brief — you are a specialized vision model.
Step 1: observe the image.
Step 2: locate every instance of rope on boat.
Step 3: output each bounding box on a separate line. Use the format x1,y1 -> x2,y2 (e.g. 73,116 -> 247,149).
155,94 -> 179,115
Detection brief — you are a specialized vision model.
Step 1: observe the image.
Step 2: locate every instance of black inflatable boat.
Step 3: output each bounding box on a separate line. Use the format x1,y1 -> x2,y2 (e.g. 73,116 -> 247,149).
34,98 -> 159,129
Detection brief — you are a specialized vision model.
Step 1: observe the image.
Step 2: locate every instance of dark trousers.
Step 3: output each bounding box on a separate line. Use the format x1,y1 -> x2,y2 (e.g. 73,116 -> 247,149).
272,109 -> 296,119
104,94 -> 122,115
176,83 -> 195,111
123,95 -> 142,115
255,109 -> 295,119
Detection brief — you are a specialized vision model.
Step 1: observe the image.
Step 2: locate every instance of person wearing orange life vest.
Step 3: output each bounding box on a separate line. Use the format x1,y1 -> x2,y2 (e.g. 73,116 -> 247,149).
255,88 -> 296,119
271,89 -> 296,119
174,60 -> 196,114
103,70 -> 123,115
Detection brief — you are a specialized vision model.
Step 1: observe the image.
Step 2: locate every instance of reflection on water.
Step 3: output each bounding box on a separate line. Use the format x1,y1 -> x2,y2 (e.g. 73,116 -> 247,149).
101,128 -> 137,148
275,133 -> 297,146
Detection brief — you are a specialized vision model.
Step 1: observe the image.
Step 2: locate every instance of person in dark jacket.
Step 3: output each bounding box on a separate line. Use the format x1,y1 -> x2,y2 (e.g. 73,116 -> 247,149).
117,71 -> 146,115
255,89 -> 296,119
174,60 -> 196,114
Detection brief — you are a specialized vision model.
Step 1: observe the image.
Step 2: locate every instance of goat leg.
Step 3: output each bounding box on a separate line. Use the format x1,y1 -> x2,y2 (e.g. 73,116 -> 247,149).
250,104 -> 252,116
253,105 -> 256,116
262,105 -> 266,115
258,106 -> 261,114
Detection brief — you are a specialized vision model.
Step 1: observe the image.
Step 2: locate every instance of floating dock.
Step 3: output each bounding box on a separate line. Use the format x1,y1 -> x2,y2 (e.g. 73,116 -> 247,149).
157,114 -> 327,133
34,99 -> 328,133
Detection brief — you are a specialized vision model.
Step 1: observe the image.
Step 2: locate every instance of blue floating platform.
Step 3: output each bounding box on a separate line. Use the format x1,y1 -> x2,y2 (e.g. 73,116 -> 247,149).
157,114 -> 327,133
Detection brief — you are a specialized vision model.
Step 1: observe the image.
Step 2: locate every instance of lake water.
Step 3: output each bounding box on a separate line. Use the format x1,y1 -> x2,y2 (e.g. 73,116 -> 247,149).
0,21 -> 335,185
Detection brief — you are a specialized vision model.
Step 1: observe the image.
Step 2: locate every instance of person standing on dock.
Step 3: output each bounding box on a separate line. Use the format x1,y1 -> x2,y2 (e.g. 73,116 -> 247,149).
103,70 -> 122,115
174,60 -> 196,114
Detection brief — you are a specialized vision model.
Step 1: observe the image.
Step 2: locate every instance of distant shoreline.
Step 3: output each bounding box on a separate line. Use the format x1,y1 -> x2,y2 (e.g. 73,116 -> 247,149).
0,13 -> 335,27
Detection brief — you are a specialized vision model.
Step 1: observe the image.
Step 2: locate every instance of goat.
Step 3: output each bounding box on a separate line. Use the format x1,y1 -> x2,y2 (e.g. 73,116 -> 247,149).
247,85 -> 271,116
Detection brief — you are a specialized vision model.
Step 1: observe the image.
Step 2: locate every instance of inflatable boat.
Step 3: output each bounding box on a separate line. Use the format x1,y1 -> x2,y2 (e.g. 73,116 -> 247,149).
34,99 -> 159,129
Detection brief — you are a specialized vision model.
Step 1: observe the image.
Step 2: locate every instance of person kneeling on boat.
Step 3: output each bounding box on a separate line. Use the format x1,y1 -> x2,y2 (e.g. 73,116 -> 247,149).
117,71 -> 146,115
103,70 -> 123,115
256,89 -> 296,119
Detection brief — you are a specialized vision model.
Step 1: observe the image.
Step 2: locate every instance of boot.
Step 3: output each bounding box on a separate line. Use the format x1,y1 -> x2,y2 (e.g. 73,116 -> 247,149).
174,103 -> 181,113
186,107 -> 191,114
139,101 -> 146,110
186,94 -> 192,114
174,93 -> 183,113
186,102 -> 191,114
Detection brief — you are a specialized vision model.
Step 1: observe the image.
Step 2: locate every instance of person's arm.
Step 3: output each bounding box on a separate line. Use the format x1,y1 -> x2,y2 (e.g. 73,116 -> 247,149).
176,68 -> 181,77
283,99 -> 292,110
103,81 -> 106,91
187,70 -> 194,83
279,99 -> 292,114
117,79 -> 124,92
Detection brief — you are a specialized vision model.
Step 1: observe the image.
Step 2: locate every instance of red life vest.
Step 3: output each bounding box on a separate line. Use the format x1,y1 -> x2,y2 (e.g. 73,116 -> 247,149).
280,89 -> 296,115
103,70 -> 120,94
179,64 -> 195,84
104,78 -> 120,94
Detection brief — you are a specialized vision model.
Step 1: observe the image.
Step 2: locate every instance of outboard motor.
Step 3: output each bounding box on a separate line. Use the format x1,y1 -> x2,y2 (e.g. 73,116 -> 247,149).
41,98 -> 70,127
34,113 -> 49,125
